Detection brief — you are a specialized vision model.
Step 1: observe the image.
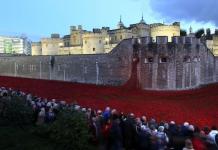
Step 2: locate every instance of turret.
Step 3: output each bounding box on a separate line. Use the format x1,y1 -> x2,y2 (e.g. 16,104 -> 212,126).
139,14 -> 146,24
117,16 -> 125,29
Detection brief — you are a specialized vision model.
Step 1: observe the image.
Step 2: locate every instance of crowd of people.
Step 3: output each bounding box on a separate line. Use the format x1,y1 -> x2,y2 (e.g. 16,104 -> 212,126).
0,86 -> 218,150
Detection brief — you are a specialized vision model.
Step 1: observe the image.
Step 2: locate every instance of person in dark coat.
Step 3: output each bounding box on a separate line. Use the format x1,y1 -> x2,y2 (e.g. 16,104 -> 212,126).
136,125 -> 151,150
108,115 -> 123,150
123,114 -> 137,150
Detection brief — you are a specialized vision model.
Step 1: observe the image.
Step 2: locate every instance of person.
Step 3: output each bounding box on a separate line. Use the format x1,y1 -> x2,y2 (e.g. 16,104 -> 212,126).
109,115 -> 123,150
46,108 -> 55,123
191,126 -> 207,150
183,139 -> 194,150
36,107 -> 45,125
207,126 -> 218,149
123,113 -> 136,150
136,125 -> 151,150
103,107 -> 111,122
101,119 -> 112,150
156,126 -> 169,150
215,134 -> 218,147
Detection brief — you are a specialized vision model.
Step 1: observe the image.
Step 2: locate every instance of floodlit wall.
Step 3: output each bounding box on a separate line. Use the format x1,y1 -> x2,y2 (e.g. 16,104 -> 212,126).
212,35 -> 218,56
151,25 -> 180,42
32,42 -> 42,56
82,33 -> 106,54
41,38 -> 63,55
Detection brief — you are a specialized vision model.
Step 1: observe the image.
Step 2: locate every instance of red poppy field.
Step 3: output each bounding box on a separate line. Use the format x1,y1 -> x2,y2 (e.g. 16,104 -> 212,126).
0,76 -> 218,128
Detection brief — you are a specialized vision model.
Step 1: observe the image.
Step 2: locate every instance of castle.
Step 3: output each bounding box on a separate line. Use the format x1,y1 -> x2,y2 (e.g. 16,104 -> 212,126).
1,18 -> 218,90
0,35 -> 218,90
31,17 -> 180,55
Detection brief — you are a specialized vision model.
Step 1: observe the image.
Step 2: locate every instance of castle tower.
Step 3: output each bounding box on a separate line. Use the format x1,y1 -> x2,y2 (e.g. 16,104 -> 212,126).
140,13 -> 146,24
189,26 -> 193,34
117,16 -> 125,29
188,26 -> 195,37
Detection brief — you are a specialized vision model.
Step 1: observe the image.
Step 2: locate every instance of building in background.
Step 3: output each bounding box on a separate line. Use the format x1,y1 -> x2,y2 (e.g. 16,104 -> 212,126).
205,29 -> 218,56
0,35 -> 31,55
32,17 -> 181,56
150,22 -> 180,42
212,30 -> 218,56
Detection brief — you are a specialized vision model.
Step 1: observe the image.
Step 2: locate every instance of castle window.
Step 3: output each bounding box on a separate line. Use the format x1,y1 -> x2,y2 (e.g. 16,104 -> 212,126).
145,57 -> 153,63
160,57 -> 167,63
93,48 -> 95,51
65,42 -> 70,47
183,56 -> 191,63
193,57 -> 198,62
115,36 -> 117,41
85,40 -> 87,44
99,40 -> 101,44
120,35 -> 122,40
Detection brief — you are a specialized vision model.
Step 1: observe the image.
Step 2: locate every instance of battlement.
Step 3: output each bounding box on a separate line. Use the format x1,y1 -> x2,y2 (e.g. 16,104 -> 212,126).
32,42 -> 41,46
70,25 -> 83,31
135,36 -> 202,45
82,32 -> 106,38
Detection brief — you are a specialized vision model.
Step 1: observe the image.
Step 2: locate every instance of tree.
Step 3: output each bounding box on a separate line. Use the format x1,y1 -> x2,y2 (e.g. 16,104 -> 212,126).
180,29 -> 187,36
195,28 -> 205,39
49,110 -> 95,150
0,95 -> 34,127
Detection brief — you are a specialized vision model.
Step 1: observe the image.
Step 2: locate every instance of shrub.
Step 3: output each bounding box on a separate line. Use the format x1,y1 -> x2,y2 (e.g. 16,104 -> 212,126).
49,109 -> 95,150
0,95 -> 34,127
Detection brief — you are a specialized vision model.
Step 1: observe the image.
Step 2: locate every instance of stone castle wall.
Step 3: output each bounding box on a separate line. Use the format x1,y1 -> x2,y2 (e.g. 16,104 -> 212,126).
138,36 -> 217,90
82,33 -> 107,54
0,37 -> 217,90
0,39 -> 133,86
